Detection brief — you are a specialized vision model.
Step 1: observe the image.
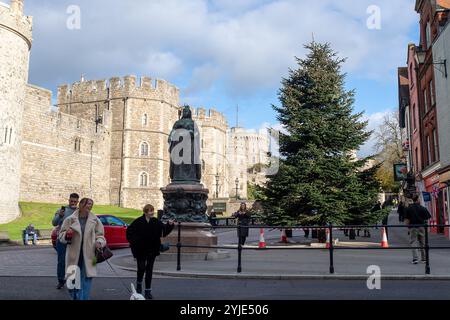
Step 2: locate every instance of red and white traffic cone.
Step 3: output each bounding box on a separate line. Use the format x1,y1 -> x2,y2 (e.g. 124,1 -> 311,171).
280,229 -> 288,243
258,228 -> 266,249
325,228 -> 331,249
380,227 -> 389,248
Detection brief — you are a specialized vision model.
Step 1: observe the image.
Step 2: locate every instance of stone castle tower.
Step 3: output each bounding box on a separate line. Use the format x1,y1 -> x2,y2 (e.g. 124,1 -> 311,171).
0,0 -> 32,223
192,108 -> 229,198
57,76 -> 180,210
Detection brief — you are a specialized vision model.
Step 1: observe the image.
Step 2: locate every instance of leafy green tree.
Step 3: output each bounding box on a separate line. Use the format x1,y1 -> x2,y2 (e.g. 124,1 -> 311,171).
259,41 -> 381,227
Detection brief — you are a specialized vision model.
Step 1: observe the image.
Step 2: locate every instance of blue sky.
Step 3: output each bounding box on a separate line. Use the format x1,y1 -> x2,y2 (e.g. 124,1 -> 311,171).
21,0 -> 419,156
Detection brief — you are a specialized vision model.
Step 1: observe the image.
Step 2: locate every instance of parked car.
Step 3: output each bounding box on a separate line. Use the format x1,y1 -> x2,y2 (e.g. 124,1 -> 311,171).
51,215 -> 130,250
97,215 -> 130,249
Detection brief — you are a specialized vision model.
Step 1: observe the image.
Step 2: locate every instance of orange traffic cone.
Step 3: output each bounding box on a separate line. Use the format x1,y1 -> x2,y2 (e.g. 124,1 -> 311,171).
258,228 -> 266,249
325,228 -> 330,249
381,227 -> 389,248
280,229 -> 288,243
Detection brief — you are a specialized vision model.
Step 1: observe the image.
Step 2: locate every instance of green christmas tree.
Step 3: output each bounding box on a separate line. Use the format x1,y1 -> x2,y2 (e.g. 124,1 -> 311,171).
260,41 -> 381,227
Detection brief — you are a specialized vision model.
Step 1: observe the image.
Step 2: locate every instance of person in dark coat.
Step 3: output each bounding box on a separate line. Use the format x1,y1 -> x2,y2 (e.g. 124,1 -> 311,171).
405,194 -> 431,264
397,201 -> 406,222
126,204 -> 174,299
233,202 -> 251,246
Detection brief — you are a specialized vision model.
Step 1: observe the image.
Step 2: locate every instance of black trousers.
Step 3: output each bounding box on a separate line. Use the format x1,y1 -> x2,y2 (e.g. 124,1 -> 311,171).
239,236 -> 247,245
137,254 -> 157,289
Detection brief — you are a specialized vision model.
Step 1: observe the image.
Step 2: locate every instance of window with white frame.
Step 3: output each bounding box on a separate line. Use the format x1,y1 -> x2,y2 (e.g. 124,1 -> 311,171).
140,142 -> 149,156
433,129 -> 439,162
426,22 -> 431,49
139,172 -> 148,187
423,89 -> 428,114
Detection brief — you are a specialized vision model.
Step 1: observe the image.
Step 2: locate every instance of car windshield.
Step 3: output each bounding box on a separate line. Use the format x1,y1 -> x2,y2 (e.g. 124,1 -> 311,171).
103,216 -> 125,226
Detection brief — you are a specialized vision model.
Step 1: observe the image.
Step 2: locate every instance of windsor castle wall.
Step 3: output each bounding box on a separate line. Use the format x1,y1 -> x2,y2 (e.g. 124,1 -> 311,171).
19,84 -> 111,204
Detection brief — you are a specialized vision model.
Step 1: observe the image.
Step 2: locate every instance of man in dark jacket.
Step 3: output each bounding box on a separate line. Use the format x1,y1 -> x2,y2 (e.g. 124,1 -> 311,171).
405,194 -> 432,264
397,201 -> 406,222
126,204 -> 174,299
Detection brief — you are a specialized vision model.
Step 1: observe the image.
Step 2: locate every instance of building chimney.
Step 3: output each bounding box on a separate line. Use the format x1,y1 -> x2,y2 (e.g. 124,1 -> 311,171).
10,0 -> 24,15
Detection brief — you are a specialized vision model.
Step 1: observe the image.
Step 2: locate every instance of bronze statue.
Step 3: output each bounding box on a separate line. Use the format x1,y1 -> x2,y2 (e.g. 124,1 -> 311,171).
168,106 -> 201,184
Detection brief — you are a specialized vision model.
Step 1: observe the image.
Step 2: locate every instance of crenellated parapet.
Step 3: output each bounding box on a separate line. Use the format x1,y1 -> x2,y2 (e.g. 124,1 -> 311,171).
192,107 -> 228,132
0,1 -> 33,49
57,75 -> 180,106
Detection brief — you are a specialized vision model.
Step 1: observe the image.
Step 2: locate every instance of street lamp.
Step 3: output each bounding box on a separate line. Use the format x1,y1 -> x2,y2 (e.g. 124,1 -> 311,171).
235,177 -> 239,200
215,173 -> 220,199
415,46 -> 447,78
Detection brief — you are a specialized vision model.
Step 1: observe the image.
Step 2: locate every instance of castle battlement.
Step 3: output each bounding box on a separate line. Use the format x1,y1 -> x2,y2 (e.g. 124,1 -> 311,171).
57,75 -> 180,106
192,107 -> 228,130
0,1 -> 32,48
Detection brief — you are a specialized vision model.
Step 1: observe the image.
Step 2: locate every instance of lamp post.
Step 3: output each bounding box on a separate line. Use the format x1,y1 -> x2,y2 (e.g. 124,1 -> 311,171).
235,177 -> 239,200
215,173 -> 219,199
415,46 -> 447,78
89,140 -> 94,198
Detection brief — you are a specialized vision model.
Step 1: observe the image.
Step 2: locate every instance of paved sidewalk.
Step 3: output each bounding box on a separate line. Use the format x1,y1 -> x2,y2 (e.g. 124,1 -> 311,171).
2,211 -> 450,279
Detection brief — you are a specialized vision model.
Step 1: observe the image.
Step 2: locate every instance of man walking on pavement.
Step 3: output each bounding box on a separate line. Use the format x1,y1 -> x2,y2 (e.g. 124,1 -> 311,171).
52,193 -> 79,289
404,194 -> 431,264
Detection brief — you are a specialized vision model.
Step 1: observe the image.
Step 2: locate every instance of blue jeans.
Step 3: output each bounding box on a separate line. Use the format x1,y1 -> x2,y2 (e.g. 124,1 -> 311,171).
68,262 -> 93,300
56,240 -> 67,283
24,233 -> 37,245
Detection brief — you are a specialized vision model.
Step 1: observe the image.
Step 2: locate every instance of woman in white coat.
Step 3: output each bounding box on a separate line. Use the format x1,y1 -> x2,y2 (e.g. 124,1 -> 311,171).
58,198 -> 106,300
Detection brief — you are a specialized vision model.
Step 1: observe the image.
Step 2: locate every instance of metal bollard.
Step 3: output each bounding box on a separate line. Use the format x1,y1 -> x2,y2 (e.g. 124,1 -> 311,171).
176,222 -> 181,271
329,224 -> 334,274
424,224 -> 430,274
237,225 -> 242,273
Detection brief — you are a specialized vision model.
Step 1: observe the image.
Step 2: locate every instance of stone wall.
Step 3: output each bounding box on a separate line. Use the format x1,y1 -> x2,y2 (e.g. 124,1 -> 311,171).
193,107 -> 229,199
0,0 -> 32,223
20,84 -> 112,205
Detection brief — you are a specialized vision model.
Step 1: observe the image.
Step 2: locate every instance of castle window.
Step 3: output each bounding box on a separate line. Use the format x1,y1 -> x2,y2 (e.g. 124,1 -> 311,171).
202,160 -> 205,172
74,138 -> 81,152
9,128 -> 12,144
140,142 -> 149,156
142,114 -> 148,126
139,172 -> 148,187
4,126 -> 8,144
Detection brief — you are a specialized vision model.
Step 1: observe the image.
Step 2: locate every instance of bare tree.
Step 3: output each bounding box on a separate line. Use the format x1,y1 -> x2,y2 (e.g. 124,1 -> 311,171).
373,111 -> 403,192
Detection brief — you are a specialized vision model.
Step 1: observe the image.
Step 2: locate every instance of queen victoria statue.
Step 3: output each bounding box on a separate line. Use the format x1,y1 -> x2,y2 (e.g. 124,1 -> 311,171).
161,105 -> 209,223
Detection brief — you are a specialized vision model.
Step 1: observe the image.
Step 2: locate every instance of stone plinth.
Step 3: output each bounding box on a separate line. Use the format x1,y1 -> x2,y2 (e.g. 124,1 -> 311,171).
164,222 -> 217,253
161,183 -> 209,223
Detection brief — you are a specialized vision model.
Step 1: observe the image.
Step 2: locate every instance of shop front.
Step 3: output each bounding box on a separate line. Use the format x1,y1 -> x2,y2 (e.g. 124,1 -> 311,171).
424,173 -> 448,236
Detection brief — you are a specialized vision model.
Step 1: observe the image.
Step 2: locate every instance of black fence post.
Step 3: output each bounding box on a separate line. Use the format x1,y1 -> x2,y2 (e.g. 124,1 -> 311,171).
237,225 -> 242,273
424,223 -> 430,275
176,222 -> 181,271
329,224 -> 334,274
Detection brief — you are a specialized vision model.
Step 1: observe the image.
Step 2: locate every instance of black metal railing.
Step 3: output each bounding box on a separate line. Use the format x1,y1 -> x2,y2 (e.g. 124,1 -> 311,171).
170,222 -> 450,275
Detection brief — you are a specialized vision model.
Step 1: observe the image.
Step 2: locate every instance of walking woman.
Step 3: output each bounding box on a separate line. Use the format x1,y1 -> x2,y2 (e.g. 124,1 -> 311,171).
58,198 -> 106,300
233,202 -> 251,246
126,204 -> 174,300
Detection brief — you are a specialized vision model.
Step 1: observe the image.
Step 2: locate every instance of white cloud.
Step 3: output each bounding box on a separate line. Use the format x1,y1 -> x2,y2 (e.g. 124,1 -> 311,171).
358,109 -> 393,158
145,52 -> 183,79
26,0 -> 417,97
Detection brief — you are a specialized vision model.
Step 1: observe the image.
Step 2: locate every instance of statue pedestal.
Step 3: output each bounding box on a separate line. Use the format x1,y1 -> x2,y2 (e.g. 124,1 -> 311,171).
164,222 -> 217,254
161,183 -> 209,223
161,183 -> 216,254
